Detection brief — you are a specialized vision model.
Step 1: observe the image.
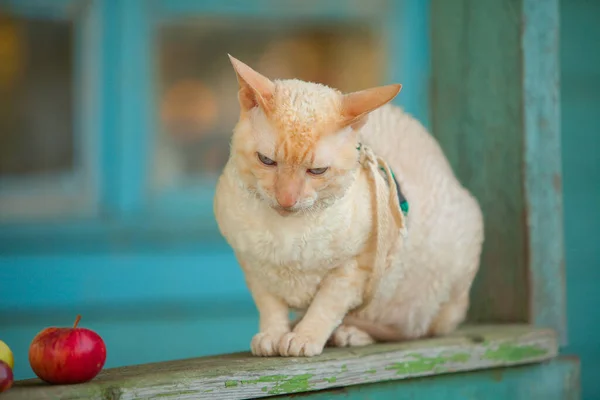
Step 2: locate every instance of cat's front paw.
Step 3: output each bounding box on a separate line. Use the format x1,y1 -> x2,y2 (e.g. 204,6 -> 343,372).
251,331 -> 286,356
278,332 -> 324,357
328,324 -> 375,347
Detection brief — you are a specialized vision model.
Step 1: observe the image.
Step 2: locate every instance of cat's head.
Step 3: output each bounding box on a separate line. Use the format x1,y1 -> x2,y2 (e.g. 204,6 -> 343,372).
227,55 -> 401,215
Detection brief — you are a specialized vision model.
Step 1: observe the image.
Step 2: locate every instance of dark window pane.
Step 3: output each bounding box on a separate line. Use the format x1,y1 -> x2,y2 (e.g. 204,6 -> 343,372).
153,20 -> 383,189
0,15 -> 74,177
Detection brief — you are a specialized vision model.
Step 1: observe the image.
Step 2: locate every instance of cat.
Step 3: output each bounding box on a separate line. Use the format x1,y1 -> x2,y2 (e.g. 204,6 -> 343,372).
213,54 -> 484,357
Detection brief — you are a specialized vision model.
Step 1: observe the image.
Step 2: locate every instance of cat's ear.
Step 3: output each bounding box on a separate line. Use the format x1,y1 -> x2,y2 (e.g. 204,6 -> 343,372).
228,54 -> 275,113
340,84 -> 402,129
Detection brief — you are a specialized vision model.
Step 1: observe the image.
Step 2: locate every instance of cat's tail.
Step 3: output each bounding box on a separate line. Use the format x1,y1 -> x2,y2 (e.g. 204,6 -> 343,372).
342,315 -> 406,342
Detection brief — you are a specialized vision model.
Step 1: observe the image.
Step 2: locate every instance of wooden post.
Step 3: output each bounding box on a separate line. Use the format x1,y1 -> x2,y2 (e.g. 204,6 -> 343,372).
430,0 -> 566,343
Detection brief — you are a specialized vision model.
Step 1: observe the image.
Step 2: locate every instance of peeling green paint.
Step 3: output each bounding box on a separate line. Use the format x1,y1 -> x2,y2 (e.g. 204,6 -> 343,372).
366,369 -> 377,374
483,342 -> 547,362
341,364 -> 348,372
269,374 -> 314,395
449,353 -> 470,363
386,353 -> 471,375
240,375 -> 287,384
225,380 -> 238,388
237,374 -> 315,395
204,389 -> 214,393
324,377 -> 337,383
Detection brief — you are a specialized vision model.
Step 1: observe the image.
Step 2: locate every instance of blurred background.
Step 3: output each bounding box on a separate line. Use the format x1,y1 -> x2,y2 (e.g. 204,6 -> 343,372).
0,0 -> 598,398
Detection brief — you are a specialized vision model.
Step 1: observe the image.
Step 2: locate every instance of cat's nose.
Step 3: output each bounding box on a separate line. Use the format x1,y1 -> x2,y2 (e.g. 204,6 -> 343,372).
276,193 -> 297,209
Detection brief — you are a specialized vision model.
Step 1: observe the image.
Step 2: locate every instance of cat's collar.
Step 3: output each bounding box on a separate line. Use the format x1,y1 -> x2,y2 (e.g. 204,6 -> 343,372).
356,142 -> 409,216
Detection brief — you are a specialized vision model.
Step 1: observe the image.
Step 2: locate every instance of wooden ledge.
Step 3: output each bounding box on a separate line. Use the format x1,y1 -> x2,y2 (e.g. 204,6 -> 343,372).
5,325 -> 558,400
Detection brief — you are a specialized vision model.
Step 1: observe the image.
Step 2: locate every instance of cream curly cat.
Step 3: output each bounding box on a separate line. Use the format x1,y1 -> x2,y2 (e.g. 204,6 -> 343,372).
213,55 -> 484,357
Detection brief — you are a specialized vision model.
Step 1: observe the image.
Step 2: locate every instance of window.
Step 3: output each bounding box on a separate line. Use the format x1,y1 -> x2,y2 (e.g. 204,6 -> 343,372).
0,2 -> 100,222
153,21 -> 383,192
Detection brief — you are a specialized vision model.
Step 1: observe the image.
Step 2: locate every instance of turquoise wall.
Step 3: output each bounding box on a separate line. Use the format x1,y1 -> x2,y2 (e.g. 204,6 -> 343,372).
560,1 -> 600,399
1,1 -> 598,398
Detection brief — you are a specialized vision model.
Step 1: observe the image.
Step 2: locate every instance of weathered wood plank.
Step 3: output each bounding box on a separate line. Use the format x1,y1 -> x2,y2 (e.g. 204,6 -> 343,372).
279,356 -> 580,400
5,325 -> 557,400
430,0 -> 566,343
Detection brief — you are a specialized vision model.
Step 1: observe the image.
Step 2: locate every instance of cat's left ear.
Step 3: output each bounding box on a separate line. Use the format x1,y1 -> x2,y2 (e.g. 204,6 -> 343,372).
228,54 -> 275,113
340,84 -> 402,129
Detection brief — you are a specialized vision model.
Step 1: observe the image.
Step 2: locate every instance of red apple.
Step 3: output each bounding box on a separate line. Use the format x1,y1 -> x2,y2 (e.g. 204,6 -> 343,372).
0,360 -> 13,392
29,315 -> 106,384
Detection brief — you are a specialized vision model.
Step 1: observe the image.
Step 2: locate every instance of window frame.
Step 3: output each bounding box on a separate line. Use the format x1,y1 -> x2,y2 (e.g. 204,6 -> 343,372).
138,0 -> 429,220
0,0 -> 430,253
0,0 -> 102,221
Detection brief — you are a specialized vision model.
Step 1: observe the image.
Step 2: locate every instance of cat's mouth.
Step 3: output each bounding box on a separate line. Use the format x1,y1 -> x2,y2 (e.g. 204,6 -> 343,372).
273,206 -> 297,217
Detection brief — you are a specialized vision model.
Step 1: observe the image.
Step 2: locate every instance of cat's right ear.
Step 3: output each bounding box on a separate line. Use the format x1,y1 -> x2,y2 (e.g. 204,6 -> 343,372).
228,54 -> 275,113
340,84 -> 402,129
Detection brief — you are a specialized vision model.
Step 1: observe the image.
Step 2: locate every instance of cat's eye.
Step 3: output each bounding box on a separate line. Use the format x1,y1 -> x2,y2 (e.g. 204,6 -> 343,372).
307,167 -> 329,176
257,152 -> 277,166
